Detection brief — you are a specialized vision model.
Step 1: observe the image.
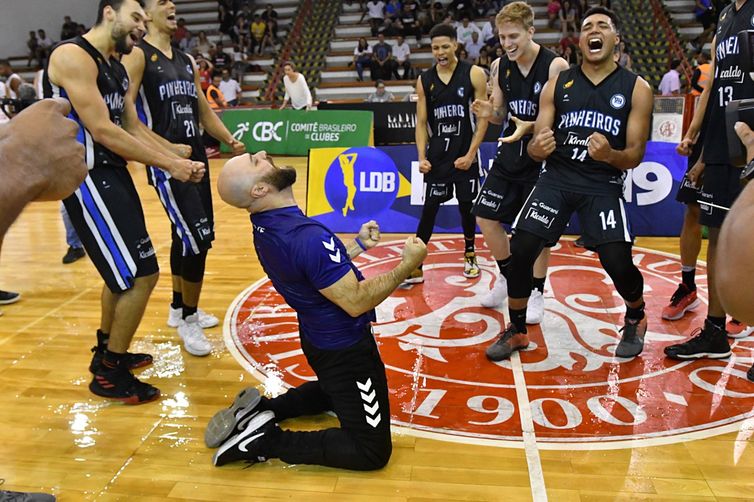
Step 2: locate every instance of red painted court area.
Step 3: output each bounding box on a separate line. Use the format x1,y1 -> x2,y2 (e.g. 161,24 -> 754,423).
226,238 -> 754,449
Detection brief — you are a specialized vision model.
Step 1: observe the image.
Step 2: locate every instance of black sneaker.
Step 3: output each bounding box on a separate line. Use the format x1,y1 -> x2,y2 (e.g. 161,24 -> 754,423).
0,488 -> 55,501
664,320 -> 731,360
88,346 -> 153,374
574,236 -> 585,248
62,246 -> 86,264
616,316 -> 647,358
0,290 -> 20,305
485,324 -> 529,361
748,363 -> 754,382
212,410 -> 277,466
205,387 -> 265,448
89,364 -> 160,405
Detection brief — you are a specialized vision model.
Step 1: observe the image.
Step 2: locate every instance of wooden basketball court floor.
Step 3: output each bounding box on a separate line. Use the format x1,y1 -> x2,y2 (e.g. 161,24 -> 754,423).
1,157 -> 753,502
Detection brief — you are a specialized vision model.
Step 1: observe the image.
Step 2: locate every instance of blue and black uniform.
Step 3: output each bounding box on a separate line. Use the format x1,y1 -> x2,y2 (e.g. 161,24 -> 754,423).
43,36 -> 158,293
249,206 -> 391,470
135,41 -> 214,283
473,48 -> 557,224
697,0 -> 754,227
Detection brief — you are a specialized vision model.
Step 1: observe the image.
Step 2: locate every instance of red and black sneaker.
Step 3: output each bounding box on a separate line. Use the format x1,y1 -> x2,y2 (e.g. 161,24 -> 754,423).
88,346 -> 153,374
89,364 -> 161,405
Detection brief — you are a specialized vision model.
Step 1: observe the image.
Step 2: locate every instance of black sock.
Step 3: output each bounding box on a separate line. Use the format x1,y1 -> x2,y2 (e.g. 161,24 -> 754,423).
102,349 -> 124,369
172,291 -> 183,310
681,267 -> 696,290
533,277 -> 545,294
183,305 -> 198,320
707,315 -> 726,330
625,302 -> 645,322
509,307 -> 527,333
96,329 -> 109,349
464,238 -> 475,254
497,257 -> 511,279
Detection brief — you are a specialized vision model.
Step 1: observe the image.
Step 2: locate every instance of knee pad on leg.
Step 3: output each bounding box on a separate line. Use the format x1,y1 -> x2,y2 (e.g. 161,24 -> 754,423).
181,249 -> 208,283
170,234 -> 182,277
507,230 -> 545,298
597,243 -> 644,302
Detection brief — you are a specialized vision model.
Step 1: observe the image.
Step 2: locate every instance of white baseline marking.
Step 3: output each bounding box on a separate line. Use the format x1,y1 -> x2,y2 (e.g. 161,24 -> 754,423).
511,351 -> 548,502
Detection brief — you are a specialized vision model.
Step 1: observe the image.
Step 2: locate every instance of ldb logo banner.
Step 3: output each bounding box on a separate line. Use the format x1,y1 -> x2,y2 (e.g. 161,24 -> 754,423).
221,109 -> 374,155
307,143 -> 688,236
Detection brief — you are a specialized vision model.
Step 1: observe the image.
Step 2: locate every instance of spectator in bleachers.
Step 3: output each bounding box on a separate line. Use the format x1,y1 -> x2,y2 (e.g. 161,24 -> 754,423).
466,30 -> 484,61
471,0 -> 493,17
197,57 -> 215,92
367,0 -> 386,36
559,1 -> 577,35
60,15 -> 78,41
207,74 -> 228,110
231,41 -> 250,81
36,30 -> 54,63
218,0 -> 236,39
691,0 -> 715,49
371,33 -> 398,80
458,47 -> 472,63
219,69 -> 242,107
398,3 -> 423,44
559,28 -> 579,55
561,43 -> 578,66
424,2 -> 446,33
659,59 -> 682,96
480,13 -> 496,46
173,18 -> 190,48
27,31 -> 41,67
547,0 -> 562,29
352,37 -> 373,81
448,0 -> 473,20
382,18 -> 402,36
261,4 -> 280,45
281,62 -> 313,110
385,0 -> 403,21
456,16 -> 481,46
250,14 -> 270,54
690,50 -> 710,96
392,35 -> 413,79
76,24 -> 87,36
0,60 -> 24,99
476,45 -> 492,71
616,41 -> 632,70
213,41 -> 232,72
196,31 -> 214,58
232,15 -> 247,44
366,79 -> 395,102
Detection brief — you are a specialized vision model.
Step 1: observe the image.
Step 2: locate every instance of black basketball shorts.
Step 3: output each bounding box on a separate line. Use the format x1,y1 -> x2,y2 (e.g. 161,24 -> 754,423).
472,168 -> 536,224
423,176 -> 479,204
63,165 -> 159,293
513,184 -> 633,248
698,163 -> 744,228
148,165 -> 215,256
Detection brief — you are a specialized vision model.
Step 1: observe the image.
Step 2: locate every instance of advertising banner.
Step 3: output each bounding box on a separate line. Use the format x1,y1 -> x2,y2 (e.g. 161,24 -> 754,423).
318,101 -> 503,145
221,109 -> 373,155
306,142 -> 688,236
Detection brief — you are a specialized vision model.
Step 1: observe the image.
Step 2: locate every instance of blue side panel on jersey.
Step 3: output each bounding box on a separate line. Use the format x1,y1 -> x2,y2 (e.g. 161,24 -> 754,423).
135,93 -> 148,125
152,168 -> 194,254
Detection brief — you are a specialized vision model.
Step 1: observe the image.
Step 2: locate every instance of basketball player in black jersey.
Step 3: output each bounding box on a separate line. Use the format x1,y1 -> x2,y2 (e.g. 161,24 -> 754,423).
122,0 -> 245,357
485,7 -> 654,361
470,2 -> 568,323
665,0 -> 754,361
405,23 -> 489,284
45,0 -> 206,404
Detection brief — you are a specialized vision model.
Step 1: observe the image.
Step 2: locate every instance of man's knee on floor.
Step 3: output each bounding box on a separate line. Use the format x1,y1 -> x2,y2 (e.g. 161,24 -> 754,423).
353,435 -> 392,470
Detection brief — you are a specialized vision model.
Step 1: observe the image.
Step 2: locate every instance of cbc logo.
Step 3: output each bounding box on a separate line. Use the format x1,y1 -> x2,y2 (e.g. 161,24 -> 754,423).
252,121 -> 284,142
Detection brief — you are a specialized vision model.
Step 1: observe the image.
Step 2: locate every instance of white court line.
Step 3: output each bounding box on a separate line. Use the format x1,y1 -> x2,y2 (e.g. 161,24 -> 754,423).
511,351 -> 548,502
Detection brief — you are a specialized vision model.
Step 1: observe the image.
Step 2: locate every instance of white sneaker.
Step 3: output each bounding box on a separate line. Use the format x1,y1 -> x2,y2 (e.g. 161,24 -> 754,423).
177,314 -> 212,356
480,273 -> 508,308
526,289 -> 545,325
168,306 -> 219,329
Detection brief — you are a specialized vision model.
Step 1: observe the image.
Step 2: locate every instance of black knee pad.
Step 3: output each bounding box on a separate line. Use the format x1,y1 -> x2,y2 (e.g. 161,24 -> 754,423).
597,242 -> 644,302
181,249 -> 208,283
507,230 -> 546,298
170,233 -> 182,277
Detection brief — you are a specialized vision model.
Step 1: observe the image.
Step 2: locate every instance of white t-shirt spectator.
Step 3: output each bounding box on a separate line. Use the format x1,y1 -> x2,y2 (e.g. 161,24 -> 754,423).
354,44 -> 373,58
219,77 -> 242,103
283,73 -> 313,110
659,69 -> 681,96
480,21 -> 495,44
367,90 -> 395,102
38,35 -> 54,49
367,1 -> 385,20
466,39 -> 484,61
456,22 -> 481,46
392,41 -> 410,63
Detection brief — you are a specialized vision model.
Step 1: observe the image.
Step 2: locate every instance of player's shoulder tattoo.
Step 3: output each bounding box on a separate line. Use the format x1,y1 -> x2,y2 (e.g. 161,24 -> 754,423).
491,57 -> 500,79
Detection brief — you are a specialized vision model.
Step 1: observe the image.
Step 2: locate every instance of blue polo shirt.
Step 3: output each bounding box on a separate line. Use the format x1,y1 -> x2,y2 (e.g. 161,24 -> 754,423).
250,206 -> 376,350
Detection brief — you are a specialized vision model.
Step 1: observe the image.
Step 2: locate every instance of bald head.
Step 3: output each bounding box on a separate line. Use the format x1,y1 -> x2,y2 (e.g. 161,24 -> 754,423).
218,154 -> 258,209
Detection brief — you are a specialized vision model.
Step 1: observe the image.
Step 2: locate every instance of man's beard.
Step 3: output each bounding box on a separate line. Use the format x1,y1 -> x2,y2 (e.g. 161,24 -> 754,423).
113,26 -> 135,54
263,166 -> 297,191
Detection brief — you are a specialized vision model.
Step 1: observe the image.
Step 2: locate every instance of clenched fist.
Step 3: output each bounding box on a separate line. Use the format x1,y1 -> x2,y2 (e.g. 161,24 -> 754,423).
527,127 -> 556,160
587,132 -> 612,162
419,159 -> 432,174
401,236 -> 427,268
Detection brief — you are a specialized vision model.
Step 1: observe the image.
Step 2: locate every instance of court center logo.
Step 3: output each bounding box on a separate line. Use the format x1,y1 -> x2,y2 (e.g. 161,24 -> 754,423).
323,147 -> 399,218
225,238 -> 754,449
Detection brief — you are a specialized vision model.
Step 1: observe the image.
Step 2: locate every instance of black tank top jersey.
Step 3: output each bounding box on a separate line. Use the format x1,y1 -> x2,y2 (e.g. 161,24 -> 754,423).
702,0 -> 754,164
43,36 -> 128,169
495,47 -> 558,182
137,41 -> 206,165
420,60 -> 476,181
540,65 -> 637,196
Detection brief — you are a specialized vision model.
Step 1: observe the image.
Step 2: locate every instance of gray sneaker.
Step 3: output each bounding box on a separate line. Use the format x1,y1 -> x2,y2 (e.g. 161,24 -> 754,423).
205,387 -> 263,448
485,324 -> 529,361
615,316 -> 647,358
0,488 -> 55,502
